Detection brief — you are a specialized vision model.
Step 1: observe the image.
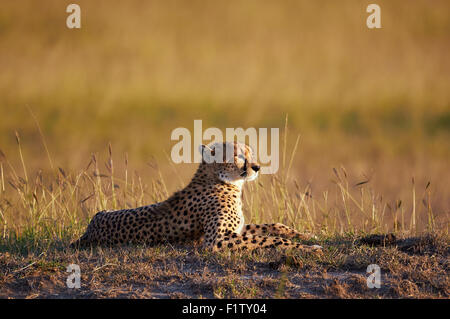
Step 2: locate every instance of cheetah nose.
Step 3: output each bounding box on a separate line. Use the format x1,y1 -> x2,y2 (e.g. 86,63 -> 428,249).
251,165 -> 260,172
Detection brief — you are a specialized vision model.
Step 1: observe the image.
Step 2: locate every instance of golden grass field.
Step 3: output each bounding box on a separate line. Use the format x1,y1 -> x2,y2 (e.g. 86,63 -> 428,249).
0,0 -> 448,298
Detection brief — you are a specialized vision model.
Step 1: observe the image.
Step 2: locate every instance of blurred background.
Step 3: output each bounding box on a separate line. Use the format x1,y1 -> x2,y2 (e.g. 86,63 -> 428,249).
0,0 -> 448,233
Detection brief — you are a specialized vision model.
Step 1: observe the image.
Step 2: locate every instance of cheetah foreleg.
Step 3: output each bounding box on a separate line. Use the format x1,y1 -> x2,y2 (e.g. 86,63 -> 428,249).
211,233 -> 322,254
241,223 -> 316,240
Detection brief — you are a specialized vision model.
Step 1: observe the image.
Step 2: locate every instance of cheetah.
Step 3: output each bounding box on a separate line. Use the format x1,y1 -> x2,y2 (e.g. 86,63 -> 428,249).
71,142 -> 322,254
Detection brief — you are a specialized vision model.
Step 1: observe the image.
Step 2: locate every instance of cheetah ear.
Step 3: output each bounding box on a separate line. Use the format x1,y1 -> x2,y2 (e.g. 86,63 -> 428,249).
199,144 -> 215,163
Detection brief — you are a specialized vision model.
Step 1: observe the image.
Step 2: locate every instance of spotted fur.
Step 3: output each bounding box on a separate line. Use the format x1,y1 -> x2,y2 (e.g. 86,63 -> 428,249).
71,142 -> 322,254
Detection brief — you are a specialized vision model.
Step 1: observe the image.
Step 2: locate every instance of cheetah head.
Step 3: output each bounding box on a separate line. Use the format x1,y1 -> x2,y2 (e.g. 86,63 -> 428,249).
199,141 -> 260,185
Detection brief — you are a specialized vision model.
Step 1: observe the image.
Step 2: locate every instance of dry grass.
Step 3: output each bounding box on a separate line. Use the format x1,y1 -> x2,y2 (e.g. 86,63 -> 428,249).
0,1 -> 448,222
0,234 -> 448,298
0,0 -> 449,298
0,126 -> 448,299
0,122 -> 447,252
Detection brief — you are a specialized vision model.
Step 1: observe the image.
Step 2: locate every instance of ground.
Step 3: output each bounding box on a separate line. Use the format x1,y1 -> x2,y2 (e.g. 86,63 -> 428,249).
1,234 -> 447,299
